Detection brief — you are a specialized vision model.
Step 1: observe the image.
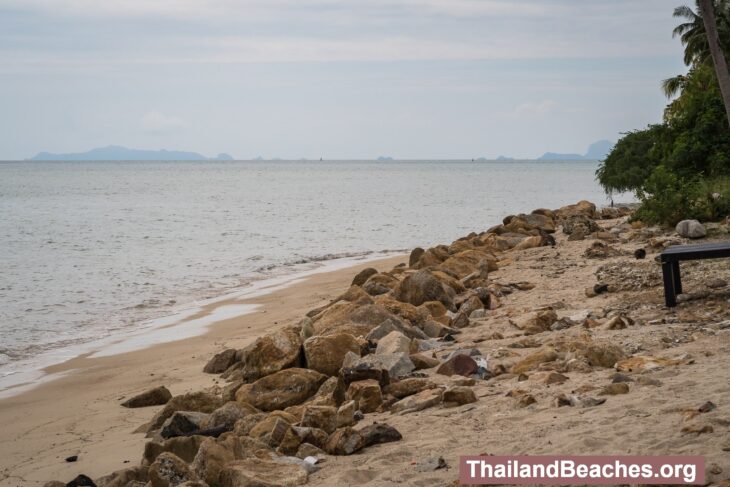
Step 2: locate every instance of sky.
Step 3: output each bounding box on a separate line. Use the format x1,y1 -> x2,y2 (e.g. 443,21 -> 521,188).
0,0 -> 689,160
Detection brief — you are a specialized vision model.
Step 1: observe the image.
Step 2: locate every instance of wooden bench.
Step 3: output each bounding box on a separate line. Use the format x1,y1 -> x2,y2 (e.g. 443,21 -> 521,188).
660,242 -> 730,307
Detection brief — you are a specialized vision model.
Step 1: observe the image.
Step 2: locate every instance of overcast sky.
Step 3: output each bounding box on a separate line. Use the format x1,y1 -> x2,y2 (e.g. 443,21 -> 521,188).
0,0 -> 688,160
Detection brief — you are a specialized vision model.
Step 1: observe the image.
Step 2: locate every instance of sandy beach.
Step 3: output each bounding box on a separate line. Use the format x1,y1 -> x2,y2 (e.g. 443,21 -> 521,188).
0,255 -> 407,486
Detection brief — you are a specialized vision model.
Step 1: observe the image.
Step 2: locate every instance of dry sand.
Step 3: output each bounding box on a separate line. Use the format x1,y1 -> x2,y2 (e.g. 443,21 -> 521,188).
0,255 -> 407,486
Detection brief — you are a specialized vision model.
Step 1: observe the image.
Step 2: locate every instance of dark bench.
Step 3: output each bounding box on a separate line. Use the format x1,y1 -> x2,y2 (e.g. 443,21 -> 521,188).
660,242 -> 730,307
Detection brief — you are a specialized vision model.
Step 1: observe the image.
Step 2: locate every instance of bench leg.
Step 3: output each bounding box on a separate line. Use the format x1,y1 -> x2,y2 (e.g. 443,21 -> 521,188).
671,261 -> 682,295
662,261 -> 677,307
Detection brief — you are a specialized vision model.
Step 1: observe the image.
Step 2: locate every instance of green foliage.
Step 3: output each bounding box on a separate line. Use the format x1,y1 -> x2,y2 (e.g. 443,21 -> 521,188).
633,167 -> 730,225
595,126 -> 664,194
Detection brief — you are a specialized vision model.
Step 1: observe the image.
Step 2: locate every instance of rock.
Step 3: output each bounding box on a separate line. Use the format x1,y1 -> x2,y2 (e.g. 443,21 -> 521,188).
121,386 -> 173,408
415,456 -> 447,472
681,424 -> 714,435
144,435 -> 207,465
65,455 -> 78,462
161,411 -> 211,439
562,214 -> 600,235
336,400 -> 357,428
238,325 -> 302,382
203,402 -> 258,431
235,368 -> 327,411
296,443 -> 325,459
358,423 -> 402,448
510,310 -> 557,335
442,386 -> 477,407
676,219 -> 706,239
341,352 -> 415,381
636,376 -> 663,386
438,250 -> 498,280
303,333 -> 361,376
699,401 -> 716,413
203,349 -> 237,374
149,452 -> 198,487
300,406 -> 338,434
599,383 -> 629,395
307,376 -> 346,408
611,373 -> 634,383
510,347 -> 558,374
219,458 -> 308,486
375,331 -> 411,355
346,380 -> 383,413
409,247 -> 425,267
390,388 -> 443,414
384,378 -> 434,399
707,278 -> 728,289
365,317 -> 427,342
615,356 -> 681,373
421,320 -> 458,338
352,267 -> 378,287
409,353 -> 440,370
148,392 -> 225,433
544,372 -> 568,385
362,273 -> 399,296
555,200 -> 597,220
517,394 -> 537,407
64,475 -> 97,487
571,340 -> 627,368
634,248 -> 646,259
94,466 -> 148,486
393,270 -> 455,310
325,427 -> 364,455
435,354 -> 478,377
584,242 -> 622,259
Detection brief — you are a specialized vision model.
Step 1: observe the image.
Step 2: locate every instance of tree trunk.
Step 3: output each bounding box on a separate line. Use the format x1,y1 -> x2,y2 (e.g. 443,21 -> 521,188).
699,0 -> 730,126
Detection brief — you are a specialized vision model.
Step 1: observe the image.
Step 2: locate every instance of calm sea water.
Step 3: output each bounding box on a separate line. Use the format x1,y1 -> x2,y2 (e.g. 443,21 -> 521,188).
0,160 -> 619,379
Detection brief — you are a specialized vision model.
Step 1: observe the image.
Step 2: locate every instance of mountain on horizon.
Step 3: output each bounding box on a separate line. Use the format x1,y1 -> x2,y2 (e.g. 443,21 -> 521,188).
29,145 -> 234,161
537,139 -> 614,161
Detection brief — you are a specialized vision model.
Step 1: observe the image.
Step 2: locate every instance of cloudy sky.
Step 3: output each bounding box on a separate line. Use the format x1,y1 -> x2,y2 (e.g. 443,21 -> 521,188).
0,0 -> 688,159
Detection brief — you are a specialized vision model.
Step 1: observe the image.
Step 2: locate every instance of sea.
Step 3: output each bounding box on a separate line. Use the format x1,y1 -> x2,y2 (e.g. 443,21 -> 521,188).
0,159 -> 626,394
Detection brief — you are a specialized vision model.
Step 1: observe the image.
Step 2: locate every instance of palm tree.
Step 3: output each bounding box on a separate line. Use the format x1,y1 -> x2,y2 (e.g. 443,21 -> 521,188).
698,0 -> 730,125
672,1 -> 730,66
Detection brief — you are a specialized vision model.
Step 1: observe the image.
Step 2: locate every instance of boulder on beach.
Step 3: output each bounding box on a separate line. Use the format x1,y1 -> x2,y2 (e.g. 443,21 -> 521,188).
238,325 -> 302,382
147,392 -> 225,433
203,348 -> 237,374
303,333 -> 362,376
675,219 -> 706,239
235,368 -> 327,411
121,386 -> 172,408
393,269 -> 455,310
351,267 -> 378,287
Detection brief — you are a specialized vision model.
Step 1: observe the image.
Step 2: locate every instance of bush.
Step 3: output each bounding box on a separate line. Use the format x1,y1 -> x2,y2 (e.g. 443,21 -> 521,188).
633,167 -> 730,225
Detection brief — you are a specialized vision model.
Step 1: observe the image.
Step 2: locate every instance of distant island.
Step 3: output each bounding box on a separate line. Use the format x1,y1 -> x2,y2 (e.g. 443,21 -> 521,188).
376,156 -> 394,161
29,145 -> 234,161
537,139 -> 614,161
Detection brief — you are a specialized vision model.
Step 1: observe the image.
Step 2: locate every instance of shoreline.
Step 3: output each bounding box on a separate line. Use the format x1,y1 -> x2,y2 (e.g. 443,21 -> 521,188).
0,251 -> 404,400
0,253 -> 407,485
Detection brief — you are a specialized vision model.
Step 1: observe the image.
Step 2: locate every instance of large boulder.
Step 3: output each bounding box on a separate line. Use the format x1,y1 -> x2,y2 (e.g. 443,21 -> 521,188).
555,200 -> 597,220
303,333 -> 361,376
375,331 -> 411,355
148,392 -> 225,433
192,435 -> 270,485
312,303 -> 401,336
238,325 -> 302,382
351,267 -> 378,287
438,250 -> 498,280
203,349 -> 237,374
235,368 -> 327,411
345,379 -> 382,413
144,435 -> 207,465
160,411 -> 210,439
121,386 -> 172,408
362,273 -> 400,296
341,352 -> 415,382
373,295 -> 430,326
203,401 -> 259,431
393,270 -> 455,310
503,213 -> 555,234
562,214 -> 600,236
149,452 -> 199,487
510,346 -> 558,374
675,219 -> 706,239
94,466 -> 149,487
411,246 -> 450,269
390,388 -> 443,414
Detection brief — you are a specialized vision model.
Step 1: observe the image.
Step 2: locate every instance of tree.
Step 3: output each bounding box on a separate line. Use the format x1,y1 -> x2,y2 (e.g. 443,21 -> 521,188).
698,0 -> 730,125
